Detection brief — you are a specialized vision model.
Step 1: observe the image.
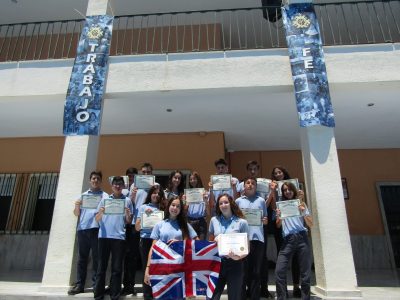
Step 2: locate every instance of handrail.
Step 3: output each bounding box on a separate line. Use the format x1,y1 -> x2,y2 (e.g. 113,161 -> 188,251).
0,1 -> 399,62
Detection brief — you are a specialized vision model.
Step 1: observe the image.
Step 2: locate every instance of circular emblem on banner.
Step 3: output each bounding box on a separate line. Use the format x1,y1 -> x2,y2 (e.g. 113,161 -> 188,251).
240,247 -> 244,251
87,25 -> 103,39
292,14 -> 311,29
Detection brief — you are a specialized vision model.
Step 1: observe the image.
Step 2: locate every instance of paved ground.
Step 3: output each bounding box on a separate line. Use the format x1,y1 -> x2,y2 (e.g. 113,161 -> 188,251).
0,269 -> 399,299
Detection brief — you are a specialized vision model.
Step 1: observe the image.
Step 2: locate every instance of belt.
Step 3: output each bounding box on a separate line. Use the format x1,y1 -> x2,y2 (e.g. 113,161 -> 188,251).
188,216 -> 205,221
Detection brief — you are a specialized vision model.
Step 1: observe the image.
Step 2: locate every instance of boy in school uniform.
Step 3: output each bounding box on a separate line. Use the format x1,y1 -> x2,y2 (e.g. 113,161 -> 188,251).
121,166 -> 138,295
238,161 -> 274,298
235,176 -> 268,300
209,158 -> 240,216
93,176 -> 133,300
68,170 -> 108,295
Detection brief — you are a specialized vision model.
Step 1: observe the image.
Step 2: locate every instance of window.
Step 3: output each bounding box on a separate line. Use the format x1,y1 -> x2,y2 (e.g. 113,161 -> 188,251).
0,173 -> 59,234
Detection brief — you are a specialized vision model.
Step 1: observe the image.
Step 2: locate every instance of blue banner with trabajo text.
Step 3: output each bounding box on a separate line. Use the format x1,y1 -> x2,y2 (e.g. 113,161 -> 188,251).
282,3 -> 335,127
63,15 -> 113,135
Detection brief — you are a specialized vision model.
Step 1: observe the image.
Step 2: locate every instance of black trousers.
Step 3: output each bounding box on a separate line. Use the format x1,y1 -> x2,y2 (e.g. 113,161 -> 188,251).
260,225 -> 269,292
274,226 -> 300,286
211,258 -> 244,300
123,225 -> 140,289
139,238 -> 154,300
243,240 -> 264,300
275,231 -> 311,300
76,228 -> 99,288
94,238 -> 125,300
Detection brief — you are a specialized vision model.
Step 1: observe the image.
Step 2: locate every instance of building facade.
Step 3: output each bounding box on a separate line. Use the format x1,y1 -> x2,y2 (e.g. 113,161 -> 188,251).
0,0 -> 399,297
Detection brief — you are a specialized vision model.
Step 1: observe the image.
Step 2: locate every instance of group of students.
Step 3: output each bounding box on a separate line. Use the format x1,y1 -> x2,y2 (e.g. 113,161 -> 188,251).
68,159 -> 313,300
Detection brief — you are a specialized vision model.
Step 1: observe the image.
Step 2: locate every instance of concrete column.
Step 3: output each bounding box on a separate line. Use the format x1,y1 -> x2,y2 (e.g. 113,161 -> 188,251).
41,136 -> 99,290
300,126 -> 362,299
41,0 -> 113,291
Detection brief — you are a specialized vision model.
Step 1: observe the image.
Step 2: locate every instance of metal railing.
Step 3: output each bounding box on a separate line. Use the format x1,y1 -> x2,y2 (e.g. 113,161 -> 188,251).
0,1 -> 399,62
0,173 -> 59,234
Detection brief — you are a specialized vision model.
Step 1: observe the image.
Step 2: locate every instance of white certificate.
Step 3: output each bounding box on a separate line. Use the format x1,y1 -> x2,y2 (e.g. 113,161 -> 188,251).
218,233 -> 248,256
141,211 -> 164,229
81,194 -> 102,209
276,199 -> 301,219
104,198 -> 125,215
211,174 -> 232,190
241,208 -> 262,226
256,178 -> 271,194
277,178 -> 300,196
184,188 -> 205,203
134,175 -> 155,189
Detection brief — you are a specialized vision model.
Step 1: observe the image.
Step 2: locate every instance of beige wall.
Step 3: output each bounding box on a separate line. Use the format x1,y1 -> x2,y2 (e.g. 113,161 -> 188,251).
97,132 -> 225,187
0,137 -> 65,173
1,135 -> 399,236
0,132 -> 224,178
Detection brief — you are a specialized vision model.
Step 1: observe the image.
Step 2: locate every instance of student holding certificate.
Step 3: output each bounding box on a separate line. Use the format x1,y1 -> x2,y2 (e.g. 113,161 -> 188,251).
209,158 -> 240,217
235,177 -> 268,300
268,165 -> 301,298
127,162 -> 156,295
209,194 -> 249,300
164,170 -> 185,200
185,171 -> 209,240
121,166 -> 138,296
238,160 -> 273,298
68,171 -> 108,296
275,182 -> 313,300
93,176 -> 133,300
135,185 -> 166,300
144,196 -> 198,286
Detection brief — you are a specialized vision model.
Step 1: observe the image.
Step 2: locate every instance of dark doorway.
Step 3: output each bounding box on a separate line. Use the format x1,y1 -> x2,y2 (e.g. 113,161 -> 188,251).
378,184 -> 400,268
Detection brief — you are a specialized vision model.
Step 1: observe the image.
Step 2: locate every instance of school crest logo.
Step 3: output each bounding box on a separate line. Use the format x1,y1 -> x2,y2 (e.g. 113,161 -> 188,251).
292,14 -> 311,29
87,25 -> 103,39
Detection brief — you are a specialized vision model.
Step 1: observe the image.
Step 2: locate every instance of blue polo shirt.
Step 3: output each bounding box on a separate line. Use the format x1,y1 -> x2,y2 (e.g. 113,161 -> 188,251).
150,219 -> 197,243
235,195 -> 267,242
97,194 -> 133,240
281,205 -> 311,237
77,189 -> 109,231
209,215 -> 249,237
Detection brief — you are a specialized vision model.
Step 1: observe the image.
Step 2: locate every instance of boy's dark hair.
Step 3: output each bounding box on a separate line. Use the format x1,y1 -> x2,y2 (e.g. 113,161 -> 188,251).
90,170 -> 102,180
242,176 -> 257,185
126,167 -> 138,175
141,162 -> 153,170
214,158 -> 227,167
111,176 -> 125,185
246,160 -> 259,170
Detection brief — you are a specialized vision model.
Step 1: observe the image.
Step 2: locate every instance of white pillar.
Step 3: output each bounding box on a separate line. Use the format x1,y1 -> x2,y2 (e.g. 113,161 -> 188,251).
41,136 -> 99,291
41,0 -> 113,291
300,126 -> 362,299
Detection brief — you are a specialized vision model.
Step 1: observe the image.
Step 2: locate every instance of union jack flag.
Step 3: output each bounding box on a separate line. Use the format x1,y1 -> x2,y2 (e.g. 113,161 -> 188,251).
149,239 -> 221,299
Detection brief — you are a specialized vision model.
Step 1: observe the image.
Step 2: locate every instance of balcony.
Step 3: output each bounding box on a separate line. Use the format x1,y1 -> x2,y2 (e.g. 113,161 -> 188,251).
0,1 -> 399,62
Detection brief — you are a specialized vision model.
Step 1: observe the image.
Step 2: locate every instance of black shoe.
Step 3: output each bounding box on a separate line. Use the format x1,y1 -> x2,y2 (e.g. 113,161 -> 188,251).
260,288 -> 274,298
104,286 -> 110,295
121,286 -> 136,296
68,285 -> 84,295
293,286 -> 301,298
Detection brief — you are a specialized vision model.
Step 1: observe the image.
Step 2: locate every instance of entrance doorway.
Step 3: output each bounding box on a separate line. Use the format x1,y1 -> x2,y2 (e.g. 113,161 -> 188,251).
377,183 -> 400,269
